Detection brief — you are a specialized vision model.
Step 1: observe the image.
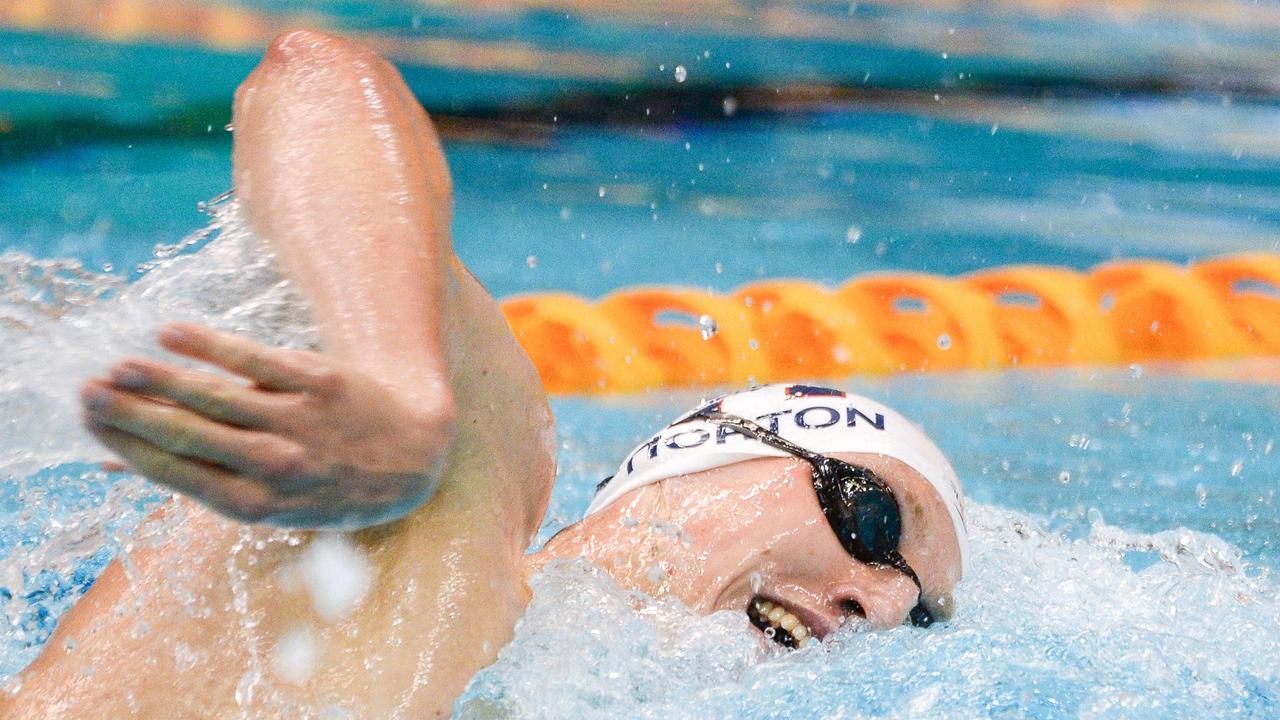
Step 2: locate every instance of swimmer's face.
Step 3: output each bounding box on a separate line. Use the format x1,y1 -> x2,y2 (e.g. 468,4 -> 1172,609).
650,453 -> 962,646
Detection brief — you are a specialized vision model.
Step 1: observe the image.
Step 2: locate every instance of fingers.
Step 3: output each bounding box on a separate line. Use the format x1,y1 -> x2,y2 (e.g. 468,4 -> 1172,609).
83,419 -> 280,524
82,380 -> 306,481
157,323 -> 336,394
108,358 -> 281,428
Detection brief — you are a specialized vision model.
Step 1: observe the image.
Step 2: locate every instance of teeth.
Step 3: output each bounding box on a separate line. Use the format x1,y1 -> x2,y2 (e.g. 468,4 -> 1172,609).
748,597 -> 814,649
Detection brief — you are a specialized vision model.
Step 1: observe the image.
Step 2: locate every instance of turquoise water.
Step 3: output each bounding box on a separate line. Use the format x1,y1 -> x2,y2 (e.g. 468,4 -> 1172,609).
6,96 -> 1279,297
3,3 -> 1280,716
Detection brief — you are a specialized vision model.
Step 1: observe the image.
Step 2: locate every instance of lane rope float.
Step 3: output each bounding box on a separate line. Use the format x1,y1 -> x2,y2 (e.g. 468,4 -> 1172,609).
500,252 -> 1280,395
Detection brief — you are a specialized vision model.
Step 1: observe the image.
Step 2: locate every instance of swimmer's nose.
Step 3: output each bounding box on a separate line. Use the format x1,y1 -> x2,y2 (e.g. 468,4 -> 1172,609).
828,569 -> 920,629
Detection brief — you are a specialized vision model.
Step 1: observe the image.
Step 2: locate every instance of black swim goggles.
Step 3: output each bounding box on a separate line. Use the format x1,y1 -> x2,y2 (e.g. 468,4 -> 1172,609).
691,410 -> 935,628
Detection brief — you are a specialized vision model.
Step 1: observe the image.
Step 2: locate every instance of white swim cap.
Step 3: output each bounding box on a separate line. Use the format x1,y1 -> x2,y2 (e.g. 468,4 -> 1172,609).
585,384 -> 968,572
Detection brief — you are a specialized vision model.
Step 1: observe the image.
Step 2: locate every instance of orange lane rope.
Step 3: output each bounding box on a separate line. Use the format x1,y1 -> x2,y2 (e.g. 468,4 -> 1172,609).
500,253 -> 1280,395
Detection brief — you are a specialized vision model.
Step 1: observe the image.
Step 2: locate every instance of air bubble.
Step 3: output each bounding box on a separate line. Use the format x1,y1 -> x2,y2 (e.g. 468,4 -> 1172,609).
845,226 -> 862,243
674,65 -> 687,83
937,334 -> 952,350
526,255 -> 538,269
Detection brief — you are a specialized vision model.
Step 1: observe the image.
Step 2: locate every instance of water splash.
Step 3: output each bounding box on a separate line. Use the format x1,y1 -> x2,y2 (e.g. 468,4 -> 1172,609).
0,200 -> 315,673
458,505 -> 1279,719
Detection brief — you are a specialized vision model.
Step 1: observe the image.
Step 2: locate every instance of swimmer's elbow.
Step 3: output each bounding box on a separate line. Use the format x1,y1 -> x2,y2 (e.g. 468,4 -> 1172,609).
254,28 -> 385,83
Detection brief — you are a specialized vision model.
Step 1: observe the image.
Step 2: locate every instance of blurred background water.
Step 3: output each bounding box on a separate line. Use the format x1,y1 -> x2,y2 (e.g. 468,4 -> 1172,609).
1,1 -> 1278,717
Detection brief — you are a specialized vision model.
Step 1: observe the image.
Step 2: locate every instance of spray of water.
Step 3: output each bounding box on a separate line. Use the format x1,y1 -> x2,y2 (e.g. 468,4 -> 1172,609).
0,197 -> 316,673
458,504 -> 1279,719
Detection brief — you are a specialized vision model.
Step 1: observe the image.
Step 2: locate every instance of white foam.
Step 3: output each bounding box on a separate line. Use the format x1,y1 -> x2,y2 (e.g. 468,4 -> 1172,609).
457,504 -> 1280,719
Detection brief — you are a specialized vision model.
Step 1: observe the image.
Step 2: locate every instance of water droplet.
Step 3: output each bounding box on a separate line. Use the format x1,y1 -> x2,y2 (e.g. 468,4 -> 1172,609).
234,670 -> 259,707
1196,483 -> 1208,508
646,564 -> 667,584
722,96 -> 738,116
224,122 -> 234,132
559,207 -> 571,221
1058,470 -> 1071,484
749,571 -> 764,594
698,314 -> 718,340
990,123 -> 1000,135
674,65 -> 687,82
1230,460 -> 1244,477
936,333 -> 951,350
597,186 -> 607,198
714,262 -> 723,274
845,226 -> 862,243
1130,364 -> 1144,378
748,339 -> 759,350
526,255 -> 538,269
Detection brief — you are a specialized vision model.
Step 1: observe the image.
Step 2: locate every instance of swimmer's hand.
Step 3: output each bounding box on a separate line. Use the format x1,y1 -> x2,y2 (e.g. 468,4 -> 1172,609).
80,322 -> 455,528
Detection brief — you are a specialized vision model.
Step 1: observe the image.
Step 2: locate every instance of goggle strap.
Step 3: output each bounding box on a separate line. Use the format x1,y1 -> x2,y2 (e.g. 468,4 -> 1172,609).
690,410 -> 826,466
694,409 -> 937,628
882,551 -> 936,627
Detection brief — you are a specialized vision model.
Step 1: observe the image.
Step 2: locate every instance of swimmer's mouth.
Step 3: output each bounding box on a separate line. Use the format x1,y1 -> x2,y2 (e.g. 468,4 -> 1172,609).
747,596 -> 814,649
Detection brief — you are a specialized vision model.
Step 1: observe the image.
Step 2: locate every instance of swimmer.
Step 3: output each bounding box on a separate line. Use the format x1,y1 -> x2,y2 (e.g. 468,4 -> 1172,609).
2,30 -> 963,719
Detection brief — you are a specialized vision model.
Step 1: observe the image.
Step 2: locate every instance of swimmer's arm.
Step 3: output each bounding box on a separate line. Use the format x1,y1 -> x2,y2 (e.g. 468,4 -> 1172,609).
80,31 -> 465,529
82,322 -> 452,527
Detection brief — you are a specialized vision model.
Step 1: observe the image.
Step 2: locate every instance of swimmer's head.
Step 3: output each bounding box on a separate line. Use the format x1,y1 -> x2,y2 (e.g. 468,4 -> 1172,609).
538,385 -> 966,648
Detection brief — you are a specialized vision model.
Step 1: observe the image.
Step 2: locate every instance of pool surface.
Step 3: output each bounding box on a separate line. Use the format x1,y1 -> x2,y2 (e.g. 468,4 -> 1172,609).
2,1 -> 1279,717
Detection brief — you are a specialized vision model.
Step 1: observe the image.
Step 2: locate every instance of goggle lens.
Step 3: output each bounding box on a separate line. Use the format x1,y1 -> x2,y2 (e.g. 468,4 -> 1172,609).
693,411 -> 935,628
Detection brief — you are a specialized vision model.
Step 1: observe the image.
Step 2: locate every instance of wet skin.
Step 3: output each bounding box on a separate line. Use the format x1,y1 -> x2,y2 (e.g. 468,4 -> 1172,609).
2,30 -> 961,719
535,453 -> 962,640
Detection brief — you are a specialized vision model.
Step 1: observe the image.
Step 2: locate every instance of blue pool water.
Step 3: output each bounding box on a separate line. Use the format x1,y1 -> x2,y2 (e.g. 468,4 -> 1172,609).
3,3 -> 1280,716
